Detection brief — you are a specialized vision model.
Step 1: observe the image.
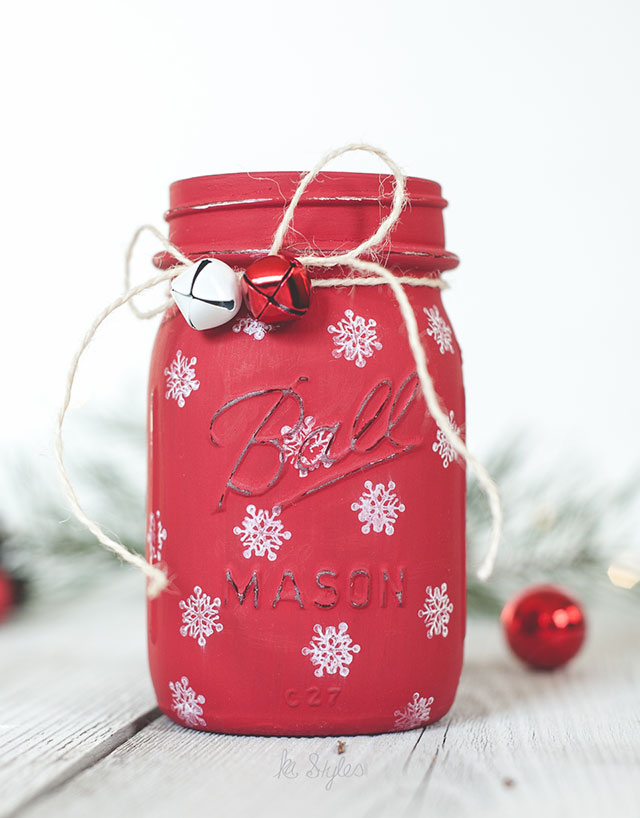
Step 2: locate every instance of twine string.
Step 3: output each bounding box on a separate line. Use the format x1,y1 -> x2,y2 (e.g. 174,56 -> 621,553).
55,263 -> 179,597
55,143 -> 502,599
124,224 -> 189,319
272,143 -> 501,580
311,255 -> 501,580
269,143 -> 407,262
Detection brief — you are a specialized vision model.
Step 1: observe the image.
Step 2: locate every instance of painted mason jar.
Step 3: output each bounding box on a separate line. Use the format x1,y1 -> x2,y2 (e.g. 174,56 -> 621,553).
147,171 -> 464,736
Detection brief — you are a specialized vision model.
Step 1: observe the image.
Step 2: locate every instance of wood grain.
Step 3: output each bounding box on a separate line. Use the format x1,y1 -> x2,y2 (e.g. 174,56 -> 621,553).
0,574 -> 158,817
2,574 -> 639,818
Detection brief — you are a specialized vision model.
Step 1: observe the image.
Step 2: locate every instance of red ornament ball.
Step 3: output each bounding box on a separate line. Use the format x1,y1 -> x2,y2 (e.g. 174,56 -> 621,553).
0,568 -> 15,624
241,255 -> 311,323
501,585 -> 586,670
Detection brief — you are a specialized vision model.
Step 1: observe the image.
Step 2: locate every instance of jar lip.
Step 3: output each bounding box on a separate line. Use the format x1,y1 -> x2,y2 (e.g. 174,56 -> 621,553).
161,170 -> 458,273
167,170 -> 448,219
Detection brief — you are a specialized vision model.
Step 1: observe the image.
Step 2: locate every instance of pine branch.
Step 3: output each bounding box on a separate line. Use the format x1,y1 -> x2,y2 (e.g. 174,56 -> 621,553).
2,418 -> 638,613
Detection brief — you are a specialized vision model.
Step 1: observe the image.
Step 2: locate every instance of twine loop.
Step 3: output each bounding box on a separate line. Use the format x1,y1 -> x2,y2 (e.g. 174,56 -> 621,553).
55,143 -> 502,598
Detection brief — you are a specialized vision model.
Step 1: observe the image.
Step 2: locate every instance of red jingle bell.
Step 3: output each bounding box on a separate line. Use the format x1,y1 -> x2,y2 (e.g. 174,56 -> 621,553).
241,255 -> 311,323
501,584 -> 586,670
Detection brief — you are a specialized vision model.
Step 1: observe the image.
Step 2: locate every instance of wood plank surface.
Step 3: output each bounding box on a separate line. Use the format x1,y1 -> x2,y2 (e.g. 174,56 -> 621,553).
0,573 -> 157,818
2,574 -> 639,818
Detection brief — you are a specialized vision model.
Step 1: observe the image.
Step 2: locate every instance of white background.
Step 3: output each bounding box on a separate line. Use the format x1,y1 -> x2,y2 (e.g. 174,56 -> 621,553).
1,0 -> 639,505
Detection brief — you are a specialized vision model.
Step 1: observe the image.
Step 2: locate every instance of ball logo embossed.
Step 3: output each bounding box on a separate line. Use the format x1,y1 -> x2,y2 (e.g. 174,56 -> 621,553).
171,258 -> 241,330
241,255 -> 311,324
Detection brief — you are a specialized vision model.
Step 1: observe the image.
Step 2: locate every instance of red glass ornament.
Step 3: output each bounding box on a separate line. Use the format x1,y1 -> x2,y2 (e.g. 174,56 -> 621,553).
501,585 -> 586,670
241,255 -> 311,323
0,568 -> 15,624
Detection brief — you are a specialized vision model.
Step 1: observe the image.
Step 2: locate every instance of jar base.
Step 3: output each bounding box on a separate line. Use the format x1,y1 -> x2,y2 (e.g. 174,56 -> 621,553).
158,700 -> 454,738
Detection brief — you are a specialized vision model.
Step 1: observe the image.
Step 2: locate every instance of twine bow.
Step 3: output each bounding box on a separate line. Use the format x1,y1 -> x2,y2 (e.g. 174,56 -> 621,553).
55,143 -> 502,598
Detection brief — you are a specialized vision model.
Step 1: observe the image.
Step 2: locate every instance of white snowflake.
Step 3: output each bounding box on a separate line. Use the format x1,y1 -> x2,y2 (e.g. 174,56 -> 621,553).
351,480 -> 405,535
146,510 -> 167,563
179,586 -> 223,647
394,692 -> 435,730
280,416 -> 334,478
418,582 -> 454,638
233,504 -> 291,561
164,349 -> 200,408
301,622 -> 361,678
423,305 -> 454,354
232,316 -> 272,341
327,309 -> 382,368
169,676 -> 206,728
432,410 -> 461,468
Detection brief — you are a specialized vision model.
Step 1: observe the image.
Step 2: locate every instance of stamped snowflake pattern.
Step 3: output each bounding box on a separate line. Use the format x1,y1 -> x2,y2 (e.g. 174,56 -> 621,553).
301,622 -> 361,678
232,316 -> 273,341
351,480 -> 406,535
146,510 -> 167,563
423,305 -> 454,355
280,415 -> 334,478
164,350 -> 200,408
169,676 -> 206,728
432,411 -> 461,469
327,309 -> 382,368
233,504 -> 291,561
394,692 -> 435,730
418,583 -> 454,638
179,586 -> 223,648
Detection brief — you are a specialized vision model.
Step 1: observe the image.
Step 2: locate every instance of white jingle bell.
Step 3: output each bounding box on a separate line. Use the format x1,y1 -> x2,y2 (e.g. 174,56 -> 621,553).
170,258 -> 241,330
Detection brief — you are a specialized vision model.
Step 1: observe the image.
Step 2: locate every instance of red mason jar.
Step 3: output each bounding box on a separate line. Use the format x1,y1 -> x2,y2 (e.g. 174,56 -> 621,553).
147,171 -> 464,736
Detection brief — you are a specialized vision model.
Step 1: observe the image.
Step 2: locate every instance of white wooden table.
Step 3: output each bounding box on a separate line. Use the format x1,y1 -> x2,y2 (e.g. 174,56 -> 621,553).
2,574 -> 638,818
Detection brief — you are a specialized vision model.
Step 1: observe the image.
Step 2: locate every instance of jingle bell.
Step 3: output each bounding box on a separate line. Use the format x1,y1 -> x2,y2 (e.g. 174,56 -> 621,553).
171,258 -> 241,330
241,255 -> 311,323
